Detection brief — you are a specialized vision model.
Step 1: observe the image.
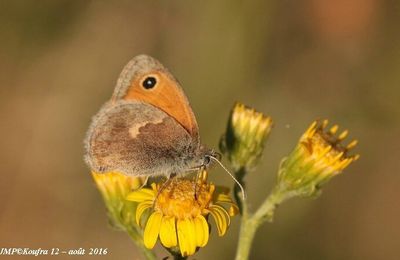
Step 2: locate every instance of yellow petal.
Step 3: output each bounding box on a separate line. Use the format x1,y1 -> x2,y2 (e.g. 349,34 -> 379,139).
177,218 -> 197,256
212,204 -> 231,226
347,139 -> 358,149
126,188 -> 155,202
228,204 -> 240,216
216,193 -> 233,203
216,194 -> 239,216
209,205 -> 229,236
194,215 -> 209,247
143,212 -> 162,249
135,201 -> 152,226
159,216 -> 177,248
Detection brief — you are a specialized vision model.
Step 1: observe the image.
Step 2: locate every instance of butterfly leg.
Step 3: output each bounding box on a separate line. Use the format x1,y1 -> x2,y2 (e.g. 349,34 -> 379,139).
154,173 -> 177,205
136,176 -> 149,189
193,170 -> 202,200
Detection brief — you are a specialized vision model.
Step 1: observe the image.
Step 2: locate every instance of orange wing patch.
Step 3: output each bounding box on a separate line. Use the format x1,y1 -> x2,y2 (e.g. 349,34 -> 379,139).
123,70 -> 199,139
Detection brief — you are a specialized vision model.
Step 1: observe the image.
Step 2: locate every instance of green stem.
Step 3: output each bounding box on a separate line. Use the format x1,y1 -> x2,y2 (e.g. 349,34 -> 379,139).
252,186 -> 290,223
126,227 -> 157,260
234,205 -> 258,260
235,186 -> 290,260
234,167 -> 247,214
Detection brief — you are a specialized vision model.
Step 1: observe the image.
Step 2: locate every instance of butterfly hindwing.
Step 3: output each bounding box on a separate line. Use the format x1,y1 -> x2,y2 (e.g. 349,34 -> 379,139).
85,100 -> 197,176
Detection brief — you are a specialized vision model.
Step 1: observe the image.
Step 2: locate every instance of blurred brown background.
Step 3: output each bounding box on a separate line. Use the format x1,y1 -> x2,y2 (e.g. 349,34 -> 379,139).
0,1 -> 399,259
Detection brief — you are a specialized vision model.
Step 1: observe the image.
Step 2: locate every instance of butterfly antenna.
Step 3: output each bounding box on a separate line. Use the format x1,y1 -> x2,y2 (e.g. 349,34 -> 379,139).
208,155 -> 246,200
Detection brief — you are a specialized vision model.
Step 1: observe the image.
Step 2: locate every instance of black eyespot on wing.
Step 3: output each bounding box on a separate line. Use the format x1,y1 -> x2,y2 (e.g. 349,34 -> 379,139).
142,76 -> 157,89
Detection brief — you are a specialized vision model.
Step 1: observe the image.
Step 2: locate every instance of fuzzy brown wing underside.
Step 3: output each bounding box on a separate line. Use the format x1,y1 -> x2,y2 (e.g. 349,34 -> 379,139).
84,100 -> 196,176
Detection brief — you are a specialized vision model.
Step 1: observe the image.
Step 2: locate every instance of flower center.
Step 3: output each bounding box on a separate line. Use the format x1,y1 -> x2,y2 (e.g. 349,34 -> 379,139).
154,179 -> 214,219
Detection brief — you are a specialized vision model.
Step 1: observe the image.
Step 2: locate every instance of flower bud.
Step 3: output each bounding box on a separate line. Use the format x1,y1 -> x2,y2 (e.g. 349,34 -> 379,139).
220,102 -> 273,172
92,172 -> 145,230
277,120 -> 359,197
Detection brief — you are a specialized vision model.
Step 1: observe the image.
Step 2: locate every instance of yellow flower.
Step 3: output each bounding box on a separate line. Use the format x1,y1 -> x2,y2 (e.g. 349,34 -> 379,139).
92,172 -> 145,230
277,120 -> 359,197
220,102 -> 273,171
126,171 -> 238,257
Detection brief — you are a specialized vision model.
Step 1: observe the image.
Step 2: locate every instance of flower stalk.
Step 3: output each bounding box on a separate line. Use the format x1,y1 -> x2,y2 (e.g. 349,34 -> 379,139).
234,173 -> 292,260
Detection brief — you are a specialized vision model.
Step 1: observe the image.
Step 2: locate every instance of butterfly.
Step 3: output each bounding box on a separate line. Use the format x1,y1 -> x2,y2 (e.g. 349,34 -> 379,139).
84,55 -> 216,178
